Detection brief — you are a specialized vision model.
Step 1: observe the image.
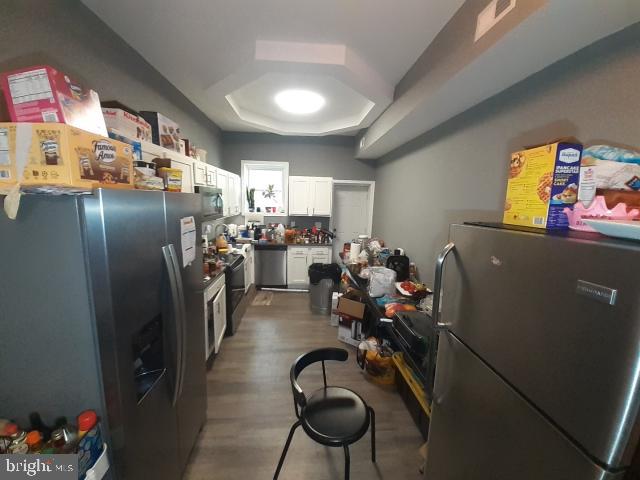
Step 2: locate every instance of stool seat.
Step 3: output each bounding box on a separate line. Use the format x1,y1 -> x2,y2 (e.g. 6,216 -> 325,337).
302,386 -> 370,446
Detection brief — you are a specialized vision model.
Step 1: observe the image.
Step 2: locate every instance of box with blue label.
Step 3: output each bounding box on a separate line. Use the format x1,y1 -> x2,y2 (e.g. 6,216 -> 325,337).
503,141 -> 583,229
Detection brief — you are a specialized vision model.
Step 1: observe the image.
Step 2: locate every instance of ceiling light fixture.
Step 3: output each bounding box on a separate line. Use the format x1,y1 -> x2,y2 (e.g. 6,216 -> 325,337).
274,89 -> 325,115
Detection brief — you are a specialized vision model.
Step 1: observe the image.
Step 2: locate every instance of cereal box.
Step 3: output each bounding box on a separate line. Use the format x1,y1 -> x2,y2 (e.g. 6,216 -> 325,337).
503,141 -> 582,229
0,65 -> 108,136
0,123 -> 133,194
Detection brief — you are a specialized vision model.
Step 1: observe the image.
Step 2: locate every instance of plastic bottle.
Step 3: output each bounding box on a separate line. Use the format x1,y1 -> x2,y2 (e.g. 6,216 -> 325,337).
29,412 -> 52,442
25,430 -> 43,453
6,423 -> 28,453
77,410 -> 97,439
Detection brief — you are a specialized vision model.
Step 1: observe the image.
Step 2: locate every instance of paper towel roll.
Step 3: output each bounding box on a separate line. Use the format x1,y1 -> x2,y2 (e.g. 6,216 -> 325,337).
350,242 -> 361,260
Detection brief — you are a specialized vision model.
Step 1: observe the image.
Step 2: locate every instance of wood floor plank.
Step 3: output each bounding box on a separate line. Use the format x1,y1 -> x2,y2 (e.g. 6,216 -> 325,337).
184,292 -> 425,479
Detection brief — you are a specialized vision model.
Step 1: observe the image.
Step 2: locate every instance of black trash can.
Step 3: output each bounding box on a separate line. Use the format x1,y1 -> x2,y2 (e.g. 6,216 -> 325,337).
308,263 -> 341,315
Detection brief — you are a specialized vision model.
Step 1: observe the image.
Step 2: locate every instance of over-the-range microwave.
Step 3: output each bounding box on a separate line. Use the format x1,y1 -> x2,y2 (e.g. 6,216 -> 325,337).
195,186 -> 224,218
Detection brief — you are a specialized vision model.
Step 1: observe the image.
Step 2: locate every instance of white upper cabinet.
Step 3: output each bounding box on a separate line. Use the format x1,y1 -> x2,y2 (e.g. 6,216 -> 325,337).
230,174 -> 241,215
311,177 -> 333,216
140,141 -> 194,193
217,169 -> 230,216
205,164 -> 217,187
288,176 -> 333,216
193,161 -> 207,187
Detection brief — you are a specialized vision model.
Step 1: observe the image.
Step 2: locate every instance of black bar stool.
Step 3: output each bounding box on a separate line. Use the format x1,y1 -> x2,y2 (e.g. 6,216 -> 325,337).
273,347 -> 376,480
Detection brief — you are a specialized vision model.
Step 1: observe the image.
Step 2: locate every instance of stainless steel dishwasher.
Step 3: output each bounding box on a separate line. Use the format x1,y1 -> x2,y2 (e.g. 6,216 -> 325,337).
254,244 -> 287,288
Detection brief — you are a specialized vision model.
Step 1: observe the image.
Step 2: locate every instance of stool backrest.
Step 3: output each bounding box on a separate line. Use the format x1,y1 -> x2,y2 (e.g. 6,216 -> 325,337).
289,347 -> 348,418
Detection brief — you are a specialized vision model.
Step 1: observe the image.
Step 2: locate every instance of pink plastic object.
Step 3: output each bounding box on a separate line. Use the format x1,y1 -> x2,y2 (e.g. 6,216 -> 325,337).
563,196 -> 640,232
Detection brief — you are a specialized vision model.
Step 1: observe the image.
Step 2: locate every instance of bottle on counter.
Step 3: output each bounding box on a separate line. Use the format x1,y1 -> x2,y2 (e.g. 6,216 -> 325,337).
25,430 -> 43,453
5,423 -> 28,454
77,410 -> 97,440
29,412 -> 52,442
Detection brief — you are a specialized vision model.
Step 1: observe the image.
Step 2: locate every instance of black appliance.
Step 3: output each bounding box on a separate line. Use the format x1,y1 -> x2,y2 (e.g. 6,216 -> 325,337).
386,254 -> 410,281
220,252 -> 246,335
195,186 -> 223,218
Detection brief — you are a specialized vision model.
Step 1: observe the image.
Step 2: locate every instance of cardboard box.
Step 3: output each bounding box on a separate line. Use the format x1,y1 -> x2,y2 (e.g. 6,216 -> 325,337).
107,130 -> 142,162
503,141 -> 582,229
0,65 -> 107,136
139,111 -> 181,152
336,296 -> 365,320
102,107 -> 152,143
0,123 -> 133,193
330,292 -> 341,327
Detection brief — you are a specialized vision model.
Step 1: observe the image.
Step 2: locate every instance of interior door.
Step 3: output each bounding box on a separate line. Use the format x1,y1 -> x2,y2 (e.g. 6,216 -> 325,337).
83,189 -> 180,480
425,332 -> 623,480
289,176 -> 310,215
331,184 -> 370,261
163,192 -> 207,473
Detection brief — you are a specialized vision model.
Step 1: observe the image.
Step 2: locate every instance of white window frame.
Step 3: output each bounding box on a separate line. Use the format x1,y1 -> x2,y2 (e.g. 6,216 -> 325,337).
241,160 -> 289,216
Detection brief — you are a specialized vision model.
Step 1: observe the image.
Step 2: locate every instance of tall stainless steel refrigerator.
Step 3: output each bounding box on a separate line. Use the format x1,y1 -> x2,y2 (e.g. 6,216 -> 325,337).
0,189 -> 207,480
425,223 -> 640,479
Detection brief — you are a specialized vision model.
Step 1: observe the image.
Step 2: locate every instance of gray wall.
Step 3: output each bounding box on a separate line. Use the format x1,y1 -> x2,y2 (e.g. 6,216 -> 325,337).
221,132 -> 374,180
1,0 -> 222,165
373,24 -> 640,285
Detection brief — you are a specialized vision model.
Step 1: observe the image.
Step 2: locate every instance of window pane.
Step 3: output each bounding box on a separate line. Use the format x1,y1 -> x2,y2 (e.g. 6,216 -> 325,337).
244,163 -> 287,214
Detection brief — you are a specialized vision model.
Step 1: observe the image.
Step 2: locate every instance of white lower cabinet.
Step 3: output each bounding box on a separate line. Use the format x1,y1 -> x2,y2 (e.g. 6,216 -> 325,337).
287,246 -> 332,288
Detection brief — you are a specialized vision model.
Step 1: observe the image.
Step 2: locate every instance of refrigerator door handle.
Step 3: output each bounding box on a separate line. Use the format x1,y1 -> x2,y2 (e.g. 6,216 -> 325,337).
168,244 -> 188,402
432,242 -> 455,331
163,244 -> 183,406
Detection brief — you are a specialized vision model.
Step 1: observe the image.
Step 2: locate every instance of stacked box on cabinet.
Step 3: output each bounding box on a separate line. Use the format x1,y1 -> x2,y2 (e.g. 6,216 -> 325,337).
0,65 -> 107,136
0,122 -> 134,194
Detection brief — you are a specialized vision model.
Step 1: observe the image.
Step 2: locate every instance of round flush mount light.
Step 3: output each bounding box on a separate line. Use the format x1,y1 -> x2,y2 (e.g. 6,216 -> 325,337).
274,89 -> 326,115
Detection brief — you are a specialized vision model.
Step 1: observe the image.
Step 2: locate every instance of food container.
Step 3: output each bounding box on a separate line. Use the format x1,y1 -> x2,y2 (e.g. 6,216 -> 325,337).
157,167 -> 182,192
102,104 -> 152,142
563,196 -> 640,232
503,141 -> 583,229
133,160 -> 155,177
0,65 -> 107,136
0,122 -> 133,194
139,111 -> 181,152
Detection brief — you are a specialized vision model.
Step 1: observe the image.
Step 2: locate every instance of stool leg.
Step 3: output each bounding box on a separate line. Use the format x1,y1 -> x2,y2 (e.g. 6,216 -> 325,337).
343,444 -> 350,480
274,421 -> 301,480
369,406 -> 376,463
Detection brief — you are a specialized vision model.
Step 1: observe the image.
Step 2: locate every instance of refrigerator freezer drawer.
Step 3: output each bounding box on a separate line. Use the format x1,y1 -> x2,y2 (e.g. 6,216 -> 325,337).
425,332 -> 624,480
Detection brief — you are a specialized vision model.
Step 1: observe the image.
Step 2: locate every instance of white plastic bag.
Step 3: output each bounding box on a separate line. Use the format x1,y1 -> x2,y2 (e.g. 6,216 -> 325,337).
368,267 -> 397,297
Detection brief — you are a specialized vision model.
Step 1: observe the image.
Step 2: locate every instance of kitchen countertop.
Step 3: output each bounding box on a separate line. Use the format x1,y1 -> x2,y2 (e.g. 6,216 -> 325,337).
203,268 -> 225,289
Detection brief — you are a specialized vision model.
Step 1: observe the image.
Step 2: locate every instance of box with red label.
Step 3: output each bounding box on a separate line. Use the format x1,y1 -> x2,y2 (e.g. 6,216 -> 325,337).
0,123 -> 133,194
0,65 -> 108,136
102,107 -> 152,143
139,111 -> 181,152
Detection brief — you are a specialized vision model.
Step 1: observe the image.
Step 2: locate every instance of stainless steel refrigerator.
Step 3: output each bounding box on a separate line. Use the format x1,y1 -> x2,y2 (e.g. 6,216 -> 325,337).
0,189 -> 206,480
425,223 -> 640,480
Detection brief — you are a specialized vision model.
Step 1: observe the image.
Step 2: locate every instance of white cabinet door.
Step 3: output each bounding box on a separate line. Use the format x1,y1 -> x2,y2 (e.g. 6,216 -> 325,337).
206,165 -> 217,187
193,162 -> 207,187
311,177 -> 333,216
287,248 -> 309,287
310,247 -> 331,265
217,169 -> 230,216
212,284 -> 227,354
230,174 -> 241,215
289,176 -> 311,215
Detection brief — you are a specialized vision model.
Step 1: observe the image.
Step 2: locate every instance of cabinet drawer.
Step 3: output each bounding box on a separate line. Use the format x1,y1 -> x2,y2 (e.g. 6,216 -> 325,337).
288,247 -> 308,256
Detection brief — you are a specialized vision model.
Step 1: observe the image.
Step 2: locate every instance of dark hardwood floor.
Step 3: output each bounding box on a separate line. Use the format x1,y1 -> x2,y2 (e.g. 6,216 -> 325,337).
184,292 -> 425,479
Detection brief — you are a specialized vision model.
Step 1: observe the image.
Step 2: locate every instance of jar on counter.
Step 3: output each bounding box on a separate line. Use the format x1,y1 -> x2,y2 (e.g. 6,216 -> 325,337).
26,430 -> 43,453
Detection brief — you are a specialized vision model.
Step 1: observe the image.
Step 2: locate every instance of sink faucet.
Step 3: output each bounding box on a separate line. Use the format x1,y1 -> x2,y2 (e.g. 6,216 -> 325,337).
214,223 -> 229,238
